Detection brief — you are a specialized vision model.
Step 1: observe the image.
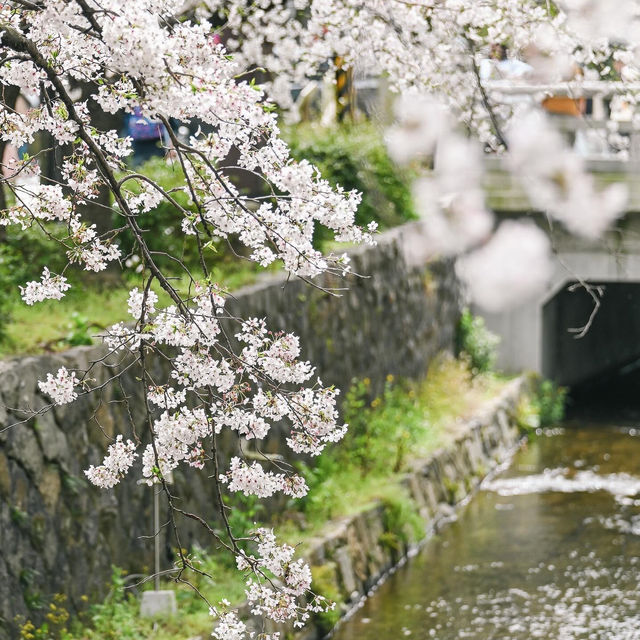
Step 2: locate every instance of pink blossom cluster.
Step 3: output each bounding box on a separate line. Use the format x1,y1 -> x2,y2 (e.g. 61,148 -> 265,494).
127,287 -> 158,320
141,407 -> 210,482
214,0 -> 562,142
95,289 -> 345,488
210,606 -> 281,640
2,0 -> 373,308
220,0 -> 640,144
210,609 -> 263,640
147,386 -> 187,410
208,526 -> 333,637
219,458 -> 309,499
234,528 -> 328,627
84,436 -> 139,489
37,366 -> 79,405
237,319 -> 315,385
20,268 -> 71,306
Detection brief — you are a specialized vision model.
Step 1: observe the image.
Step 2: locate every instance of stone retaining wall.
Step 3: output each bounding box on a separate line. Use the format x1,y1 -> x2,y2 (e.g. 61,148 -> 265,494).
0,223 -> 461,636
245,376 -> 529,640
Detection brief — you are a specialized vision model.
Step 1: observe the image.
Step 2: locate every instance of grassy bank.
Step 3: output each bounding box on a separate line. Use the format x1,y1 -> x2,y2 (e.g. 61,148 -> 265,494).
282,357 -> 509,547
0,263 -> 265,357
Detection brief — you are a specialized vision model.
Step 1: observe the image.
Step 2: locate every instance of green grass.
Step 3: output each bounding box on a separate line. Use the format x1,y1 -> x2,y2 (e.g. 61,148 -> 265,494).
0,264 -> 269,357
19,553 -> 247,640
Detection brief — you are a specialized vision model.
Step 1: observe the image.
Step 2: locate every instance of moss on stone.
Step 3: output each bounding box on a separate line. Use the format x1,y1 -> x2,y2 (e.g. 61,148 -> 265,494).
310,563 -> 344,635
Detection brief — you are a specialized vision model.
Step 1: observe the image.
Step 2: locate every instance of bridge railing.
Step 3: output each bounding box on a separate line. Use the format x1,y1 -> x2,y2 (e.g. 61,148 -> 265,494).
486,80 -> 640,158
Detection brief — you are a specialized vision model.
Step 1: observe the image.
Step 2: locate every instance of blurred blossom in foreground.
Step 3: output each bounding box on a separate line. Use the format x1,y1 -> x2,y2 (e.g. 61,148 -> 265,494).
560,0 -> 640,42
524,23 -> 575,83
508,111 -> 627,239
388,96 -> 493,255
385,94 -> 448,165
413,180 -> 493,256
434,133 -> 484,194
457,221 -> 553,312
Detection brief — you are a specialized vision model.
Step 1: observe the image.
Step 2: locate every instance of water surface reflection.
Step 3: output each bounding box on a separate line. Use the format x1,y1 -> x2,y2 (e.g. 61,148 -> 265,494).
332,426 -> 640,640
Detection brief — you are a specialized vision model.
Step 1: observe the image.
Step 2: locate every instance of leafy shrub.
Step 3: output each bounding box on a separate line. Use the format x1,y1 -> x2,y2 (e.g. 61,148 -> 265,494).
61,313 -> 95,347
456,309 -> 500,375
380,494 -> 424,546
115,157 -> 230,272
515,394 -> 540,435
536,379 -> 567,427
70,567 -> 149,639
516,379 -> 567,436
338,375 -> 422,477
285,123 -> 417,247
298,375 -> 425,522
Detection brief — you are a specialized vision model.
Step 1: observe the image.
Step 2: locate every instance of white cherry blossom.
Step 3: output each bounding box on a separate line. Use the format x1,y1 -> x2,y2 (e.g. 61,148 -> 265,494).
84,436 -> 139,489
20,268 -> 71,305
219,458 -> 309,499
3,1 -> 637,636
38,367 -> 79,405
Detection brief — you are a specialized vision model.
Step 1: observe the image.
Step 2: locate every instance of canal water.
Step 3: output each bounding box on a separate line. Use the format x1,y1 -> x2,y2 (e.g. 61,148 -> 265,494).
332,425 -> 640,640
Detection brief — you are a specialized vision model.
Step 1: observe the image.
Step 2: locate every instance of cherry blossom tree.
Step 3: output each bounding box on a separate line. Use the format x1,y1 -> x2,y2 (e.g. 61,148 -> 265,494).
1,0 -> 639,637
204,1 -> 639,137
0,1 -> 374,635
206,0 -> 639,310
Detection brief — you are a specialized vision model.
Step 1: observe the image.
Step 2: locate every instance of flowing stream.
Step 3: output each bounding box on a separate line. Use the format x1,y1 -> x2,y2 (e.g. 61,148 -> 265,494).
331,425 -> 640,640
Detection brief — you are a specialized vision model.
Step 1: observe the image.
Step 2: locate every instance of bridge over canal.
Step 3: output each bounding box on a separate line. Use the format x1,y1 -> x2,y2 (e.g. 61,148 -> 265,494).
479,156 -> 640,399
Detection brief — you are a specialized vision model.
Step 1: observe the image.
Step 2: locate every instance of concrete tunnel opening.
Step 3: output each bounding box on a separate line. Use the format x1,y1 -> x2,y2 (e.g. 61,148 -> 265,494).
542,281 -> 640,419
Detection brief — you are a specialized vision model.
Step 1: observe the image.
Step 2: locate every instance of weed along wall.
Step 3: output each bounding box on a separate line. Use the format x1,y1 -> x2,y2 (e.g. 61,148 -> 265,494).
0,223 -> 461,634
249,377 -> 530,640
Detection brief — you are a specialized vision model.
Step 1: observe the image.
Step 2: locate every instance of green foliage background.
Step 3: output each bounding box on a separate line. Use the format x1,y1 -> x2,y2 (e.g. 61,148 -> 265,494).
456,309 -> 500,376
285,123 -> 418,246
